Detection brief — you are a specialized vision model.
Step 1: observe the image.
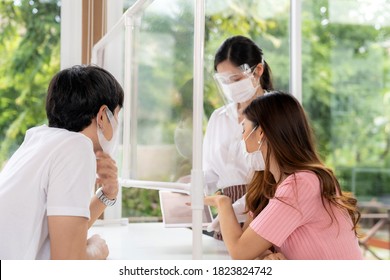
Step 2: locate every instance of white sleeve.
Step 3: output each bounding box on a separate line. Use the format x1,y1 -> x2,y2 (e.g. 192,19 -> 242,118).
46,137 -> 96,218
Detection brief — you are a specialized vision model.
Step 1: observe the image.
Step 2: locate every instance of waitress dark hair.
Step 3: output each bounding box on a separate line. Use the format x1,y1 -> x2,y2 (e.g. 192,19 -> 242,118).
214,35 -> 273,91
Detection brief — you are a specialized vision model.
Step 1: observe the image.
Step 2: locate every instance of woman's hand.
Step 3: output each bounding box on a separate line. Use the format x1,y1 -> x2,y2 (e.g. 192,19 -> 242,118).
262,252 -> 287,260
204,194 -> 232,208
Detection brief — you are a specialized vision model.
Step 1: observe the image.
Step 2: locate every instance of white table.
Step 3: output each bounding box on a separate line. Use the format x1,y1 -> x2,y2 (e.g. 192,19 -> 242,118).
88,222 -> 230,260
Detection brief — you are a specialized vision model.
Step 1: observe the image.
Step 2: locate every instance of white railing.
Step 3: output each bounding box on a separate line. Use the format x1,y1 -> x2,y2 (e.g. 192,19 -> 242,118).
191,0 -> 206,260
119,179 -> 190,194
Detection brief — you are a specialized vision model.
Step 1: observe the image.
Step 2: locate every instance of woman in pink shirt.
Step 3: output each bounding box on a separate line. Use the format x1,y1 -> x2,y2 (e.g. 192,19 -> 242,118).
204,91 -> 363,260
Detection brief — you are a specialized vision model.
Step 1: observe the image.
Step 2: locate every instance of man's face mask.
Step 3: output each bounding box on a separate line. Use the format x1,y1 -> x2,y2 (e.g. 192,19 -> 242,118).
97,108 -> 119,157
214,64 -> 259,103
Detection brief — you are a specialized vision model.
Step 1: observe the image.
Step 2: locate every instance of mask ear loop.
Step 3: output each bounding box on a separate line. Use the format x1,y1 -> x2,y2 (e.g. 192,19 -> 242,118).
244,126 -> 258,142
257,130 -> 264,150
257,139 -> 263,151
105,107 -> 114,123
251,63 -> 263,90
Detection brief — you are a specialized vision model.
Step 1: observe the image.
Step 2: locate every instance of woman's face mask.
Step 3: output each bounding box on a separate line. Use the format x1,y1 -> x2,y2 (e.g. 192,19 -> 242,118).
225,76 -> 258,103
240,126 -> 265,171
97,108 -> 119,157
214,63 -> 259,104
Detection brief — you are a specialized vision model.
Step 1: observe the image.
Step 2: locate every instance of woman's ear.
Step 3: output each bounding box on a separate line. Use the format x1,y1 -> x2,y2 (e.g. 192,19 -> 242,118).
257,129 -> 267,144
254,63 -> 264,79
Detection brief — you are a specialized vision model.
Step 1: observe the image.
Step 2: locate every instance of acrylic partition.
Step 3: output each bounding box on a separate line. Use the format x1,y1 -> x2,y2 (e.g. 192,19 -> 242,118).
91,0 -> 205,259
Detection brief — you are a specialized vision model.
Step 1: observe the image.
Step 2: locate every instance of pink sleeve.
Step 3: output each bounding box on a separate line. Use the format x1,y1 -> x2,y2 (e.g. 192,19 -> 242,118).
249,173 -> 319,247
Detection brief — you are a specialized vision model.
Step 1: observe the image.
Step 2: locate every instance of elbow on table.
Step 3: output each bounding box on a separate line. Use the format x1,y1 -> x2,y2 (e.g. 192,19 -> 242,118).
230,254 -> 248,260
229,246 -> 251,260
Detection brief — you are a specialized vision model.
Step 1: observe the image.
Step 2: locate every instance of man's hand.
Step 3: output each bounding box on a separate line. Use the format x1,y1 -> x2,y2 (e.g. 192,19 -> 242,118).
86,234 -> 109,260
96,151 -> 118,200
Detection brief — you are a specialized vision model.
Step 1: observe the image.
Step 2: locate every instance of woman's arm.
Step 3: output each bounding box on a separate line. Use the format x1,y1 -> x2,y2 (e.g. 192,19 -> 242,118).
205,195 -> 272,259
242,213 -> 253,231
242,213 -> 276,260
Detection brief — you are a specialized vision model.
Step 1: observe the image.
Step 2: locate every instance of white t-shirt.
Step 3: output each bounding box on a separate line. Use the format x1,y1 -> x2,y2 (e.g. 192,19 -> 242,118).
203,103 -> 253,194
0,125 -> 96,259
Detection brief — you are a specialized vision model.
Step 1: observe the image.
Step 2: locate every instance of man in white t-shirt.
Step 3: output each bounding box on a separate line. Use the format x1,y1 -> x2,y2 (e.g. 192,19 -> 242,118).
0,65 -> 124,259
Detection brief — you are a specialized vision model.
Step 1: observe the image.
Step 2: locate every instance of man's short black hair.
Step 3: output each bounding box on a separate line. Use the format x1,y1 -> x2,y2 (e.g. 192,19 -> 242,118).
46,65 -> 124,132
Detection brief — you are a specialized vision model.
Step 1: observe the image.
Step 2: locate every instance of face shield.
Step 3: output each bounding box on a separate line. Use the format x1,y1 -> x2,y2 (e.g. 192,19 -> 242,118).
213,64 -> 257,105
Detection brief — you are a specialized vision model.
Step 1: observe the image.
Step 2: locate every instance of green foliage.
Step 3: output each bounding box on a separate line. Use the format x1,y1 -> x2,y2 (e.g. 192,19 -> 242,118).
300,0 -> 390,196
336,167 -> 390,204
301,0 -> 333,159
122,188 -> 162,217
0,0 -> 60,167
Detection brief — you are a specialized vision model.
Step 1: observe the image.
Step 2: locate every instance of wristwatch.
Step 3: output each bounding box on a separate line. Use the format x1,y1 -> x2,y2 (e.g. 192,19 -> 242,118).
95,187 -> 117,206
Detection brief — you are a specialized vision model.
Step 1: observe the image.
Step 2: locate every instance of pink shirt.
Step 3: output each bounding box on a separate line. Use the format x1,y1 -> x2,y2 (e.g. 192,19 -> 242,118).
250,171 -> 363,260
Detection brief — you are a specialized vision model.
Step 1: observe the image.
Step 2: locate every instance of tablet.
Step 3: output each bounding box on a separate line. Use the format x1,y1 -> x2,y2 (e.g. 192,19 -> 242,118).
159,191 -> 213,228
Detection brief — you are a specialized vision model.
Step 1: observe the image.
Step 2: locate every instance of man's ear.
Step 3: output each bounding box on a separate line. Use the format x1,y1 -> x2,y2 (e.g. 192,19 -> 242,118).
96,105 -> 107,129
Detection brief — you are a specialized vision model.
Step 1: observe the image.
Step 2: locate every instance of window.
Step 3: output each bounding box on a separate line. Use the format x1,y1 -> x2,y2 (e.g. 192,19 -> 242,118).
0,0 -> 61,167
302,0 -> 390,203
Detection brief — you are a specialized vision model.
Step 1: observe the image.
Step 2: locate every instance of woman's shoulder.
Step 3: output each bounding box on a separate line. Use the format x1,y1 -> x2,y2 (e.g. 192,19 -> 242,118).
293,171 -> 319,183
208,103 -> 237,124
210,105 -> 230,117
279,171 -> 320,192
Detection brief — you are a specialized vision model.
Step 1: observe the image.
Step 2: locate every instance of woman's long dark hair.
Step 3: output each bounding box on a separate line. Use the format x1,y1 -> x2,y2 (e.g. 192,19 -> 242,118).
244,91 -> 360,236
214,35 -> 273,91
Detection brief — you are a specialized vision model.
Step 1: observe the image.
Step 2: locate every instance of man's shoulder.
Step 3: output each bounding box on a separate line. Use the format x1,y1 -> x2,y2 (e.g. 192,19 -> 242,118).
26,125 -> 93,159
32,125 -> 91,146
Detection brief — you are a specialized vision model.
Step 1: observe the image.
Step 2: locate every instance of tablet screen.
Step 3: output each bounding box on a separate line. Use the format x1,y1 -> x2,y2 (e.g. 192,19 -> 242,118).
159,191 -> 213,228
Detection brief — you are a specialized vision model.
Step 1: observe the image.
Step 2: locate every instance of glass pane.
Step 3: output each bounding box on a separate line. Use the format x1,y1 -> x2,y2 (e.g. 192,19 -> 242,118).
118,0 -> 290,219
204,0 -> 290,117
116,0 -> 291,219
121,0 -> 195,218
302,0 -> 390,203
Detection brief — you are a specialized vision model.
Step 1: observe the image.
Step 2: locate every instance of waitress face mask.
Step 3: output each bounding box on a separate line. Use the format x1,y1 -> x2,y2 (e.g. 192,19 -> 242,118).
97,108 -> 119,157
214,63 -> 259,104
240,126 -> 265,171
226,77 -> 258,103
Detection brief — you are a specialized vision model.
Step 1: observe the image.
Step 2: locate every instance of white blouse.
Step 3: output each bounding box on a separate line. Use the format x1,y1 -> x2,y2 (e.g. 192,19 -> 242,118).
203,102 -> 254,195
